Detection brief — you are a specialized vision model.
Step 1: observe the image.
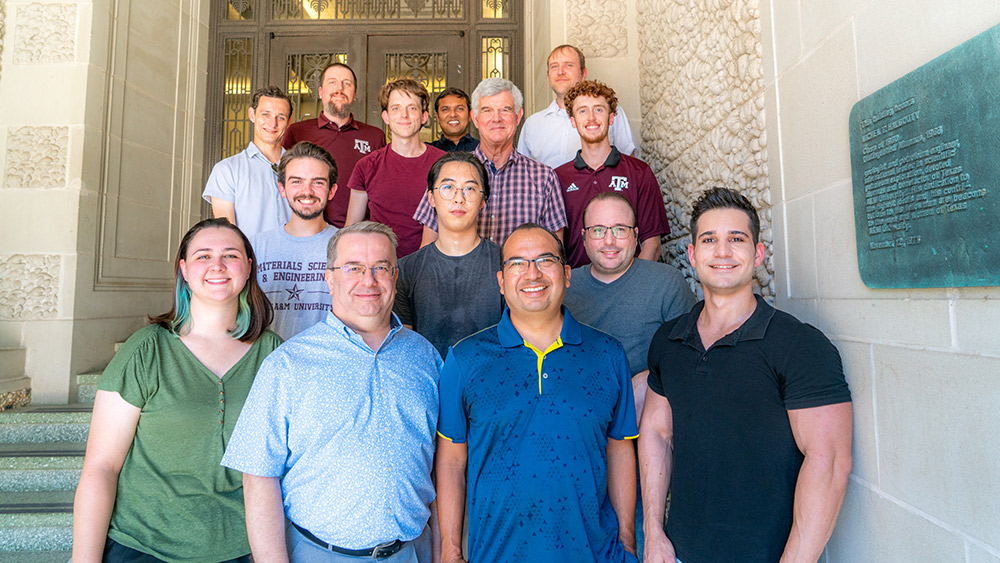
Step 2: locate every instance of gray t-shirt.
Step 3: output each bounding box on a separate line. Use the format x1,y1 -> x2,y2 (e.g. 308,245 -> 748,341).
395,239 -> 505,357
565,259 -> 696,375
251,225 -> 337,340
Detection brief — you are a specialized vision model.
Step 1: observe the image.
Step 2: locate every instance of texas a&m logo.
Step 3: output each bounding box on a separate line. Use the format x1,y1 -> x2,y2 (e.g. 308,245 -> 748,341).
609,176 -> 629,191
354,139 -> 372,154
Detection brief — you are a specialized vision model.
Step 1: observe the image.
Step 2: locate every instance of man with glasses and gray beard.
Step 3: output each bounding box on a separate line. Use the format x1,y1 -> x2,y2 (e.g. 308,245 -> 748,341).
224,221 -> 441,563
394,152 -> 504,357
436,223 -> 639,563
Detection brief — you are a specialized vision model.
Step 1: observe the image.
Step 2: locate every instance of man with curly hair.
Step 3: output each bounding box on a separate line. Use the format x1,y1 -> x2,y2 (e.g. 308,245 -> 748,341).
556,80 -> 671,268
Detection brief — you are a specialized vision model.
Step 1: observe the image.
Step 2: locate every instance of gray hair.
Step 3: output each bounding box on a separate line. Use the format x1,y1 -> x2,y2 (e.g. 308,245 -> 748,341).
326,221 -> 399,268
471,78 -> 523,115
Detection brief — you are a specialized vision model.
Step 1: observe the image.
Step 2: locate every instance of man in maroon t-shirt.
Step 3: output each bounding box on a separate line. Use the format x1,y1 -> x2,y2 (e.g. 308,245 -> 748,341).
345,78 -> 446,257
283,62 -> 386,227
555,80 -> 671,268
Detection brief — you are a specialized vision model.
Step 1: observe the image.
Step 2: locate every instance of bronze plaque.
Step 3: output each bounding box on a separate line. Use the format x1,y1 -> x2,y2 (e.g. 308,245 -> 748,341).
849,24 -> 1000,288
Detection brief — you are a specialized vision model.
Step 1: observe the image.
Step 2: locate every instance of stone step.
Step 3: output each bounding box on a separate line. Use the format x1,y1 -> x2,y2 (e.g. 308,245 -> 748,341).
0,512 -> 73,552
2,551 -> 74,561
0,455 -> 84,493
0,404 -> 92,445
0,490 -> 75,514
76,373 -> 101,404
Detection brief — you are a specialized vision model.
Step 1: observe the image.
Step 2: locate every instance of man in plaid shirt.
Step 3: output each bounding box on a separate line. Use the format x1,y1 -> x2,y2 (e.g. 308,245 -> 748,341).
413,78 -> 567,246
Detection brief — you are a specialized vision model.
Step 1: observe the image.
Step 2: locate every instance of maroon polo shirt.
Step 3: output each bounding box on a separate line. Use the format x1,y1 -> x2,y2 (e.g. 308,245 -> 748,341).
348,144 -> 447,258
555,147 -> 671,268
283,113 -> 386,227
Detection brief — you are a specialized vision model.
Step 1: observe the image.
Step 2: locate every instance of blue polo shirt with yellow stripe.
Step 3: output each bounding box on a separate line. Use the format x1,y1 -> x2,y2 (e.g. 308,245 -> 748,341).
439,307 -> 639,563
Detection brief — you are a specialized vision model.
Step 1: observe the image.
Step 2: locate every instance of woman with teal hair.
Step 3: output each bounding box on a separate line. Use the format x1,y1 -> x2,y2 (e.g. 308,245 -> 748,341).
72,218 -> 282,562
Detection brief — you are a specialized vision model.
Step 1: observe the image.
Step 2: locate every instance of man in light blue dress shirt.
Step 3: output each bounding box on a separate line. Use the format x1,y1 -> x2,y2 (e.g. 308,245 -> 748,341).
223,221 -> 442,563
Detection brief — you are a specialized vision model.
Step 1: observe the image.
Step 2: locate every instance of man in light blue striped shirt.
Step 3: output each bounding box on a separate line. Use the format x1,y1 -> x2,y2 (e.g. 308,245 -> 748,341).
223,221 -> 442,563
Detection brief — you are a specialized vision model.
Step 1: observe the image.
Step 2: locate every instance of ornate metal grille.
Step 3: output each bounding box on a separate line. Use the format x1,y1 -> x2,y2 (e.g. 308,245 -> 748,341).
384,52 -> 449,141
481,36 -> 509,79
227,0 -> 253,20
482,0 -> 508,19
222,38 -> 254,158
273,0 -> 463,20
286,52 -> 349,122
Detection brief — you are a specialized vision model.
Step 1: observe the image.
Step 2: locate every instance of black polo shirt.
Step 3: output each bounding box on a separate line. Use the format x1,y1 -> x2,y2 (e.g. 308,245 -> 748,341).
430,134 -> 480,153
647,295 -> 851,563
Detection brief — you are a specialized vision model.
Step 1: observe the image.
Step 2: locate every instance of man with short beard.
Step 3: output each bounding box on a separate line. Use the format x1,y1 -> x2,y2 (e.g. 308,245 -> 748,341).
250,142 -> 339,340
555,80 -> 671,268
283,62 -> 385,227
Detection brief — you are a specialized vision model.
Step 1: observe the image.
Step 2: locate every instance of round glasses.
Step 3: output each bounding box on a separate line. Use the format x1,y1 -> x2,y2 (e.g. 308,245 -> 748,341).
433,184 -> 483,201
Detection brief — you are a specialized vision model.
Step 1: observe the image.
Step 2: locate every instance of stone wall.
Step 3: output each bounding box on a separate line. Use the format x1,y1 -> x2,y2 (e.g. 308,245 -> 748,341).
636,0 -> 772,299
762,0 -> 1000,560
0,0 -> 208,402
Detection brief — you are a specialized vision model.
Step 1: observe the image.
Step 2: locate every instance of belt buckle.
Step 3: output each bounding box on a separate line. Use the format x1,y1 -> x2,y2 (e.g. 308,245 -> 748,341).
371,540 -> 396,559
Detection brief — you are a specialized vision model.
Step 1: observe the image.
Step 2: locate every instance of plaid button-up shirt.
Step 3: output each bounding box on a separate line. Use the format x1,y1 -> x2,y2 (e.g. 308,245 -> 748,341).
412,146 -> 568,244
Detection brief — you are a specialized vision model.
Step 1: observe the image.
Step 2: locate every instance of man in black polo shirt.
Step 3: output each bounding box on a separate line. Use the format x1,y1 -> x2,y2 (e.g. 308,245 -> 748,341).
429,87 -> 479,152
639,187 -> 853,563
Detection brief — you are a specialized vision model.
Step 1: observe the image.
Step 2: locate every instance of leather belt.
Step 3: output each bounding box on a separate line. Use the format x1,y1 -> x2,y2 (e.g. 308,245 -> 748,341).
291,521 -> 404,559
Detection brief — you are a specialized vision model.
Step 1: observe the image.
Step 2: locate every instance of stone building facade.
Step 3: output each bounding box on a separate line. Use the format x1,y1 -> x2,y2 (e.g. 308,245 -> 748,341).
0,0 -> 997,560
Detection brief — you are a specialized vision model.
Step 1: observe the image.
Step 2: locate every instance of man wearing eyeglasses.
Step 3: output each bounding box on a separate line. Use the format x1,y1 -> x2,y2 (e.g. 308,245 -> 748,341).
555,80 -> 670,268
436,224 -> 640,563
394,152 -> 504,358
224,221 -> 442,563
563,193 -> 695,561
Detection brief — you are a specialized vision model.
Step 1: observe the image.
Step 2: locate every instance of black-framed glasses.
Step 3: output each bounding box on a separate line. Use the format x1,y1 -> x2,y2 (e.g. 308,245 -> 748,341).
583,224 -> 636,240
433,184 -> 483,201
334,263 -> 396,279
502,254 -> 563,275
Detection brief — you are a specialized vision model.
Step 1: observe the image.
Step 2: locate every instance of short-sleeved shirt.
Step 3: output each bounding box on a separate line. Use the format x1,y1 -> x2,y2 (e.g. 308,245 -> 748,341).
438,308 -> 638,563
202,142 -> 291,238
646,295 -> 852,563
517,100 -> 637,168
430,134 -> 479,152
97,324 -> 282,561
251,225 -> 337,340
564,259 -> 695,375
221,313 -> 441,550
348,145 -> 446,257
282,114 -> 387,227
556,148 -> 672,267
413,146 -> 568,244
394,239 -> 504,357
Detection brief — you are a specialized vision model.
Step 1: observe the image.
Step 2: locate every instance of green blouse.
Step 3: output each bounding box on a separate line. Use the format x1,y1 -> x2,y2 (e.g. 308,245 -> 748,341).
97,324 -> 281,562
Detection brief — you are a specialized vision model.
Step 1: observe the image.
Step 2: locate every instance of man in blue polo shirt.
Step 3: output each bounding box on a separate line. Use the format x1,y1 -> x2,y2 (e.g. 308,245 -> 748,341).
436,223 -> 639,563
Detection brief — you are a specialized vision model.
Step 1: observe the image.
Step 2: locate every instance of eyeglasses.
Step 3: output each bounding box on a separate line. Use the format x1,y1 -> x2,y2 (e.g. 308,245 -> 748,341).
583,224 -> 636,240
334,263 -> 396,279
502,254 -> 563,275
433,184 -> 483,201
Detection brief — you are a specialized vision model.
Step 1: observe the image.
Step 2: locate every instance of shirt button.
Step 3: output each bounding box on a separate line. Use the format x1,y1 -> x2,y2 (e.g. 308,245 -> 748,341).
701,356 -> 708,361
220,399 -> 224,404
542,373 -> 549,379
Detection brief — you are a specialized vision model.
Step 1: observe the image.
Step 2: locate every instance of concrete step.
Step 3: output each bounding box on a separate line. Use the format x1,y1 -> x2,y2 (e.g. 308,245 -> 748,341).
0,455 -> 84,493
0,490 -> 75,514
76,373 -> 101,404
0,404 -> 92,445
0,512 -> 73,552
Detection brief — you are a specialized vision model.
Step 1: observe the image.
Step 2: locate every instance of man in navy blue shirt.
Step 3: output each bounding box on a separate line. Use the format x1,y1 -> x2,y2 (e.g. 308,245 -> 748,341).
436,223 -> 639,563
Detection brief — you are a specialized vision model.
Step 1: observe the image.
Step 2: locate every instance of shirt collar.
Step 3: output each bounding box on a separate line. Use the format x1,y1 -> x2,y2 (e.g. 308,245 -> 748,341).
542,99 -> 564,117
318,113 -> 360,131
474,145 -> 520,174
572,146 -> 622,170
496,306 -> 584,349
669,294 -> 775,349
246,142 -> 284,168
324,310 -> 403,350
